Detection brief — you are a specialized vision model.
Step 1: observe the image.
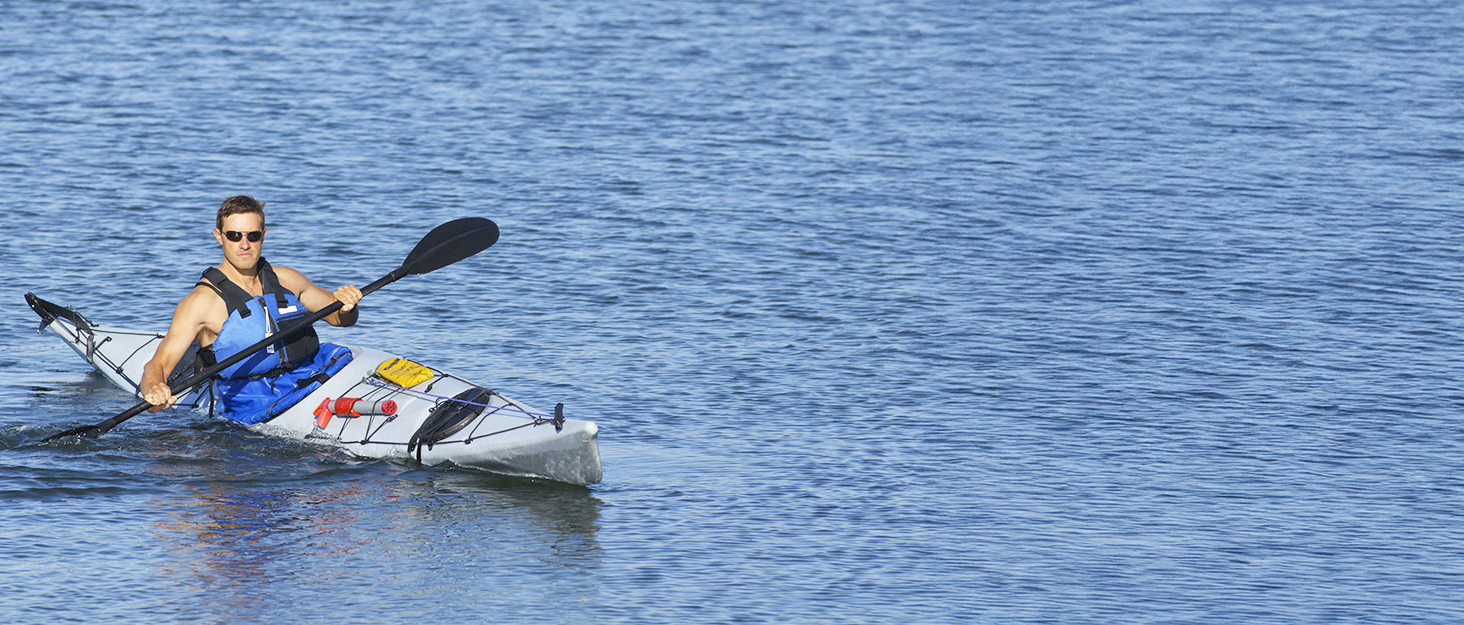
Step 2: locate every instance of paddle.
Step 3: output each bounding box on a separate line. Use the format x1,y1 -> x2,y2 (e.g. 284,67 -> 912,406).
42,217 -> 500,442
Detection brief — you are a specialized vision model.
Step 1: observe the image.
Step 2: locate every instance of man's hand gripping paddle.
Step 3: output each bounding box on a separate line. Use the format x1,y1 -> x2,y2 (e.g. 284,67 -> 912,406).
42,217 -> 500,442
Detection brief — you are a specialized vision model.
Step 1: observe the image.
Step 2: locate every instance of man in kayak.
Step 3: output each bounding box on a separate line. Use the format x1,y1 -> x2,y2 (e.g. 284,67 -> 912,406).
138,196 -> 362,424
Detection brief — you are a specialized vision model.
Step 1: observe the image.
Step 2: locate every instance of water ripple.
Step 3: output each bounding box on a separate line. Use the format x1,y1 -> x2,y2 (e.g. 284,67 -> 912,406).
5,0 -> 1464,623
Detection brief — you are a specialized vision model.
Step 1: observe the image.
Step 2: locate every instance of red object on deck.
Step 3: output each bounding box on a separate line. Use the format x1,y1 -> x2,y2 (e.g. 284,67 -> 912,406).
333,397 -> 398,417
314,397 -> 398,429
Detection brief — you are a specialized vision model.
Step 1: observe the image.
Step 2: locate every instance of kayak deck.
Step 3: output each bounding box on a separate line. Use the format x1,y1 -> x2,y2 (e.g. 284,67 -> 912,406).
263,344 -> 603,486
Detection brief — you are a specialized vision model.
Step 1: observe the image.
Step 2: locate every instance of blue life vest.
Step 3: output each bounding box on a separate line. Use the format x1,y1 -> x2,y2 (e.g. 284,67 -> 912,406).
196,259 -> 353,424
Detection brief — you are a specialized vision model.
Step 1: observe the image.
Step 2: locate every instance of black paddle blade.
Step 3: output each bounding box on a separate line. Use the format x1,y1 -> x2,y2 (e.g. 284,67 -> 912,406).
41,402 -> 145,442
402,217 -> 499,276
42,424 -> 106,442
41,424 -> 111,442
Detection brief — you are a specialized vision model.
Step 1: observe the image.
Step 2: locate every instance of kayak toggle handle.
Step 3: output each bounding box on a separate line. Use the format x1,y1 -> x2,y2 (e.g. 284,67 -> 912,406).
552,403 -> 565,432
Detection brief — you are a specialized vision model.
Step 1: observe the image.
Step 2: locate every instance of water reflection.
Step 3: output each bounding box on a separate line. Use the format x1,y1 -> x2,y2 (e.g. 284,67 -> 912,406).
148,465 -> 602,621
406,470 -> 603,538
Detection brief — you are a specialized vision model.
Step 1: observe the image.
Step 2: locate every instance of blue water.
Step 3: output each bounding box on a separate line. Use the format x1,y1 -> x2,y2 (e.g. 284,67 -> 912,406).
4,1 -> 1464,622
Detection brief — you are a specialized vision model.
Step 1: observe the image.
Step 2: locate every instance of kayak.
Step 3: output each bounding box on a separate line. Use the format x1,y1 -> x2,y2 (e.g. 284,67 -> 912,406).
25,292 -> 603,486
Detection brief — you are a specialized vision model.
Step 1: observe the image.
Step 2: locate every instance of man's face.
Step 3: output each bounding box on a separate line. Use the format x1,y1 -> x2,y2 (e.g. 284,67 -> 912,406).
214,212 -> 266,272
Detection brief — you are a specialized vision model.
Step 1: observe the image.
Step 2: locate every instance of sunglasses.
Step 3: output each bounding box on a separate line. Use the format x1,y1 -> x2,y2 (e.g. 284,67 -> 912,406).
223,230 -> 264,243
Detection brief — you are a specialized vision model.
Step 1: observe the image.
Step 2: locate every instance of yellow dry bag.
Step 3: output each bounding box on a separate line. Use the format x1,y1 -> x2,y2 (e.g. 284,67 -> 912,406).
374,357 -> 433,388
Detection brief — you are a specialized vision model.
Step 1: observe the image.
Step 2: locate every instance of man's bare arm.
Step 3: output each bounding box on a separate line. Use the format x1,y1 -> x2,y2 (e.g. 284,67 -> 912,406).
139,288 -> 215,412
275,266 -> 361,327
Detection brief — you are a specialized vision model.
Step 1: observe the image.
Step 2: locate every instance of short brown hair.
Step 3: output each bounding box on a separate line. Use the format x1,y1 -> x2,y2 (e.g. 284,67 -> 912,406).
217,195 -> 266,230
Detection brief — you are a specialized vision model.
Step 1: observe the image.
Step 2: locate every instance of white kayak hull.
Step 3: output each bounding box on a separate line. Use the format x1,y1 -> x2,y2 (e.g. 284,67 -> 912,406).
27,293 -> 602,486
